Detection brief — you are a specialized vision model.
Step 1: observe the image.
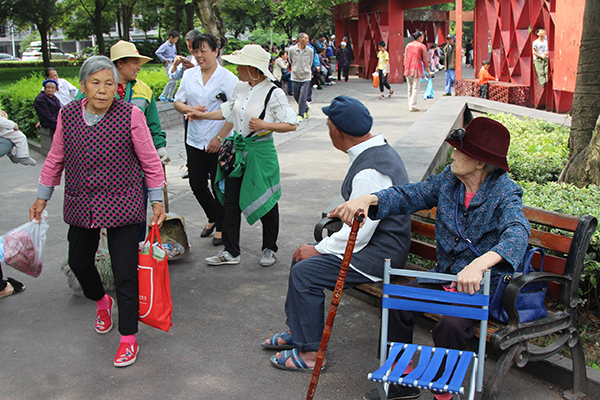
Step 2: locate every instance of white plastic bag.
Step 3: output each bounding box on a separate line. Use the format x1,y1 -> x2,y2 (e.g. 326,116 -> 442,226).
0,211 -> 49,277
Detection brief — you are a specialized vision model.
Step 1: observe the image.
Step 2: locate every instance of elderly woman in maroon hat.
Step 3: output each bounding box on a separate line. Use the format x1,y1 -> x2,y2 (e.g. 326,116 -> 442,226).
330,117 -> 530,400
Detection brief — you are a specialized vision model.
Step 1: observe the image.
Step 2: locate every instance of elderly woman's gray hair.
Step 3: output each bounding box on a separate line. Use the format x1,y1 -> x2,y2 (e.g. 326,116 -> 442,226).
79,55 -> 119,85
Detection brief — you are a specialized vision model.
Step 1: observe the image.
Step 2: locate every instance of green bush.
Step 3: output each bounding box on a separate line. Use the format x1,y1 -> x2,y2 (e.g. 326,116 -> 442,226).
487,113 -> 570,184
519,181 -> 600,310
0,72 -> 79,139
0,60 -> 84,69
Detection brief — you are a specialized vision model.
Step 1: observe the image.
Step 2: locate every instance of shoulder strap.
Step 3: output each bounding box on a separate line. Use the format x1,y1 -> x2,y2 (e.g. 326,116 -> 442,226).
248,85 -> 277,138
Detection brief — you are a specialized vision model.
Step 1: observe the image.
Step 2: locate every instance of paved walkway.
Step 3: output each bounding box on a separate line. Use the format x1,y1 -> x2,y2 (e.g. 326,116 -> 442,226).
0,71 -> 566,399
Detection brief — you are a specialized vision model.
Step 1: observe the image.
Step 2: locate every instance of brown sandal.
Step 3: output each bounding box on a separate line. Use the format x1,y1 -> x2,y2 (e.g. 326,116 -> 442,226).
388,89 -> 394,98
378,94 -> 385,99
0,278 -> 25,299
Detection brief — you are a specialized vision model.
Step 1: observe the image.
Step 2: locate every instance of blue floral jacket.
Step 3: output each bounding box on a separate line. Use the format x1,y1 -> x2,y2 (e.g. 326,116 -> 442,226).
370,166 -> 530,292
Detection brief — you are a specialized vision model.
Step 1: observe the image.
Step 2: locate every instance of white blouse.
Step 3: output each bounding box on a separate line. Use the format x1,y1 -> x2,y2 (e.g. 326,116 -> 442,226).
221,79 -> 298,138
174,64 -> 239,150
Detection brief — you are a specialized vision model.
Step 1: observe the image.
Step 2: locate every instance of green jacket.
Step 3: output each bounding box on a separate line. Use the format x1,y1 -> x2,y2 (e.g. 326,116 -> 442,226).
75,79 -> 166,149
215,132 -> 281,225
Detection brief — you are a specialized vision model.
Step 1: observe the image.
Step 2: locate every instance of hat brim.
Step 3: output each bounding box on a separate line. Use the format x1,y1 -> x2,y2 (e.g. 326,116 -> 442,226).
222,54 -> 275,81
446,138 -> 510,172
111,54 -> 152,66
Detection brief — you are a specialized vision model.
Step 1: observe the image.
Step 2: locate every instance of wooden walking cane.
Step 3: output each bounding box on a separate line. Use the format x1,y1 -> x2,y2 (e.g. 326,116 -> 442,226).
306,209 -> 366,400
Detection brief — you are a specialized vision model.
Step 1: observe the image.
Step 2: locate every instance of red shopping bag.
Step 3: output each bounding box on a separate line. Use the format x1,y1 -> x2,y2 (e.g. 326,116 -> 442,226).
138,225 -> 173,332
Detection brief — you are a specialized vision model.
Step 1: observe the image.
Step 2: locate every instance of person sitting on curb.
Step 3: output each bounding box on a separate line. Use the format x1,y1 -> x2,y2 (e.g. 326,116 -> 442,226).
261,95 -> 411,372
0,109 -> 36,166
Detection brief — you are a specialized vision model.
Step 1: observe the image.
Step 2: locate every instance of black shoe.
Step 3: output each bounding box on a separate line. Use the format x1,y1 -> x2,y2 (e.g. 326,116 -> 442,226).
212,237 -> 223,246
363,384 -> 420,400
201,224 -> 215,237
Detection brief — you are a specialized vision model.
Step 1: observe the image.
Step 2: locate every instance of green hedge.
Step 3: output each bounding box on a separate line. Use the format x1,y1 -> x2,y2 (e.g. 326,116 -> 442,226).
488,113 -> 570,184
0,59 -> 84,69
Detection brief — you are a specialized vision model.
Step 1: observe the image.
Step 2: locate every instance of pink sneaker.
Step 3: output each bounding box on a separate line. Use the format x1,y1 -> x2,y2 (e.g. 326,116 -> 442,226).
95,296 -> 114,334
113,342 -> 139,367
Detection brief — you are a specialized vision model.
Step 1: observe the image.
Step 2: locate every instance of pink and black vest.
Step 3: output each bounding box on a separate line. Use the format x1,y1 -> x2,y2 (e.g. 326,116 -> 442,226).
61,98 -> 145,229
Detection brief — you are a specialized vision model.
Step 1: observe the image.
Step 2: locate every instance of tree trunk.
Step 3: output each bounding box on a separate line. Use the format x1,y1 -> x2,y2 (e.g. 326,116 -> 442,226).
194,0 -> 224,37
121,2 -> 135,42
174,0 -> 183,53
116,10 -> 122,39
94,0 -> 106,55
561,0 -> 600,186
185,2 -> 195,33
38,24 -> 50,68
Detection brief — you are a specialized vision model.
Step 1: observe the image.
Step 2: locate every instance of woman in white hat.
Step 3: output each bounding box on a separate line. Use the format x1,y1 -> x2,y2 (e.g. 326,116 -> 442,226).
173,33 -> 239,246
187,44 -> 298,267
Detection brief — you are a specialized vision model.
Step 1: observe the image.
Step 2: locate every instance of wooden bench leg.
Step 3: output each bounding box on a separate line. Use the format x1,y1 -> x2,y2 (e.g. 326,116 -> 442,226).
481,344 -> 520,400
570,334 -> 588,395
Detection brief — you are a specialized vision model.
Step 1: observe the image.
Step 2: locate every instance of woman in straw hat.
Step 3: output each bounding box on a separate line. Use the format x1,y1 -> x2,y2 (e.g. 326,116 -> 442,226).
174,33 -> 239,247
330,117 -> 531,400
30,55 -> 166,368
187,44 -> 298,267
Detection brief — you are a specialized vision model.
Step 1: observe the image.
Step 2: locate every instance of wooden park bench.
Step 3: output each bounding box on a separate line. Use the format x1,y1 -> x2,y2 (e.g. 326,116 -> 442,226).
314,204 -> 597,399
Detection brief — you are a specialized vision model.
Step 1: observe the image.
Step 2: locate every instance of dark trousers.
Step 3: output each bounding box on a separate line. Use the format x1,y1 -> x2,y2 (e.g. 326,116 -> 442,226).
285,253 -> 371,352
222,174 -> 279,257
292,81 -> 311,117
479,83 -> 489,99
0,264 -> 5,291
186,144 -> 224,231
337,64 -> 349,81
378,69 -> 391,92
387,280 -> 475,351
68,224 -> 140,336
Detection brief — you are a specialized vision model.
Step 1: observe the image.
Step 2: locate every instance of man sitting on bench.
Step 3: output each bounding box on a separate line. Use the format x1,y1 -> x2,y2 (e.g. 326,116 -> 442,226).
330,117 -> 531,400
262,95 -> 412,372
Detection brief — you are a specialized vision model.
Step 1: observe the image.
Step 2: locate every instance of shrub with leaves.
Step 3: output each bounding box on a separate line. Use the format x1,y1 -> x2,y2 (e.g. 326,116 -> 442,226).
488,113 -> 570,184
0,73 -> 76,139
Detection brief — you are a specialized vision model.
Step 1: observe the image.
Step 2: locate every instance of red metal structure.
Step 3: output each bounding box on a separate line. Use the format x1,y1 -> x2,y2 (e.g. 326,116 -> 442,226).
333,0 -> 585,112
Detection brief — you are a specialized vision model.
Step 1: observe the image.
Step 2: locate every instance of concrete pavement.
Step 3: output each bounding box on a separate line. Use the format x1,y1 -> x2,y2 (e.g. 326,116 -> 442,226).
0,71 -> 568,399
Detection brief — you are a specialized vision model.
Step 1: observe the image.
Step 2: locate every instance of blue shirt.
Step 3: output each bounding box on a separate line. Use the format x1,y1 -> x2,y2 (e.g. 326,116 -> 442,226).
370,166 -> 530,292
155,40 -> 177,63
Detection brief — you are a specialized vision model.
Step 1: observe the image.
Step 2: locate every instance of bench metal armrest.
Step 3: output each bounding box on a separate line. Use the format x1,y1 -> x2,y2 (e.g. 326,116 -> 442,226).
502,272 -> 571,327
314,217 -> 343,242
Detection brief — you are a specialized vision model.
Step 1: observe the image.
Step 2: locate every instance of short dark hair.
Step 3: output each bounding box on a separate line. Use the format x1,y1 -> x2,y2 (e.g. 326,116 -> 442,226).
44,67 -> 57,78
412,31 -> 423,40
535,28 -> 545,35
168,30 -> 180,39
192,33 -> 219,52
482,60 -> 490,66
378,41 -> 386,48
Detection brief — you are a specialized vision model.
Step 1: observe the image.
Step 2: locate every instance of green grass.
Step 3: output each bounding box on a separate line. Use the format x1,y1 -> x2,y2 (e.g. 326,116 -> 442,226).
0,63 -> 165,92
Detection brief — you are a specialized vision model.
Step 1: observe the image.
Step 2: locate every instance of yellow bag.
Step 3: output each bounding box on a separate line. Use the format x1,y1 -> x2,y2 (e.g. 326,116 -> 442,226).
372,71 -> 379,88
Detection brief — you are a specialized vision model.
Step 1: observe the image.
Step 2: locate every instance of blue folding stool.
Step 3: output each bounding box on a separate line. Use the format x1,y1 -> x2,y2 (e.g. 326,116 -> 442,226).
368,259 -> 490,400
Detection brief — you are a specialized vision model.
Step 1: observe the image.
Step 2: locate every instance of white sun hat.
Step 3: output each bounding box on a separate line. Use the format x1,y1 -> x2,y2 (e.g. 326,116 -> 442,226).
222,44 -> 275,81
110,40 -> 152,65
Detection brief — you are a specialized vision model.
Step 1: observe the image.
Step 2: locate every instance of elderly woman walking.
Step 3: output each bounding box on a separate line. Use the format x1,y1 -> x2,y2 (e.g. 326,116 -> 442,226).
29,56 -> 166,368
187,44 -> 298,267
330,117 -> 531,400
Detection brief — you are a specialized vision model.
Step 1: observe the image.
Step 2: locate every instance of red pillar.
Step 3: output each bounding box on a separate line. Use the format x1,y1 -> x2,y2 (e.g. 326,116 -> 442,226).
456,0 -> 463,80
388,0 -> 404,83
335,19 -> 344,48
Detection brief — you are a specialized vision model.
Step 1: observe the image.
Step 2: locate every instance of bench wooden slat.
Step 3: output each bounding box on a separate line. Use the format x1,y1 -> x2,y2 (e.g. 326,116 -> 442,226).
411,219 -> 436,238
410,240 -> 438,261
523,207 -> 580,231
529,229 -> 572,254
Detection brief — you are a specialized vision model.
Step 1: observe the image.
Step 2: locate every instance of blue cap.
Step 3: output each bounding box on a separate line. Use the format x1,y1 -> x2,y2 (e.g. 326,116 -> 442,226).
42,79 -> 58,88
322,95 -> 373,136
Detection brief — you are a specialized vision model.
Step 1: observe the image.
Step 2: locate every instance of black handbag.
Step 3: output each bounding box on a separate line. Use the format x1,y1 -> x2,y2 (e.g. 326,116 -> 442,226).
217,85 -> 277,175
453,190 -> 548,323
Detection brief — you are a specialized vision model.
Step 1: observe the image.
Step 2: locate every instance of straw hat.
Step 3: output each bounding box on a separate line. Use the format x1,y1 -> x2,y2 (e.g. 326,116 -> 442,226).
110,40 -> 152,65
222,44 -> 275,80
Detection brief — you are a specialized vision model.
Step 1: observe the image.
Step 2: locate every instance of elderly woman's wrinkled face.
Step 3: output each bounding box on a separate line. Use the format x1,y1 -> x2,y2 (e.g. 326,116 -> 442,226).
44,83 -> 57,97
450,149 -> 481,178
81,69 -> 116,114
47,70 -> 59,80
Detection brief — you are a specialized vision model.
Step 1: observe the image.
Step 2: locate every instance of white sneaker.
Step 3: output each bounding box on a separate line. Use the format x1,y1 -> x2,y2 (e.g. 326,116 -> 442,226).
205,250 -> 240,265
260,249 -> 276,267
